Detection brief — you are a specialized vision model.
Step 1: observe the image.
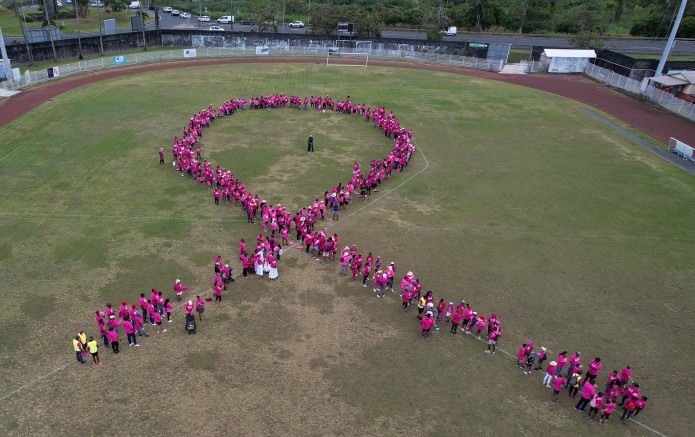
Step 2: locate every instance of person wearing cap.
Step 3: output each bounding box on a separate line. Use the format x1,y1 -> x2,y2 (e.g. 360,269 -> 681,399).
445,301 -> 454,322
307,135 -> 314,153
544,361 -> 558,387
73,335 -> 85,364
159,147 -> 165,165
174,279 -> 189,301
133,311 -> 147,337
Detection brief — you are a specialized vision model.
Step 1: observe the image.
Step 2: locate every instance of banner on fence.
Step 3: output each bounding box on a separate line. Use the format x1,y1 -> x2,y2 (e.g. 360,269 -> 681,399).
47,67 -> 60,78
113,56 -> 126,65
256,46 -> 269,56
183,49 -> 197,58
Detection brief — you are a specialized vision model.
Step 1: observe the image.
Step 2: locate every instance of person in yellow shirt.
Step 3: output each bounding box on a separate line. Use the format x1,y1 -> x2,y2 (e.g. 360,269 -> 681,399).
73,336 -> 85,364
77,329 -> 87,350
87,336 -> 101,366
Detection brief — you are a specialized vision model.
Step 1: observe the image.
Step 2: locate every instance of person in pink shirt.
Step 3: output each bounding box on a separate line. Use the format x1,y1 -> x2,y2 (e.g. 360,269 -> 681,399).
605,370 -> 620,392
195,295 -> 205,321
147,300 -> 155,325
445,301 -> 454,322
107,327 -> 120,354
550,374 -> 565,402
556,351 -> 568,376
586,357 -> 602,383
174,279 -> 188,301
214,283 -> 223,303
620,365 -> 633,386
535,346 -> 547,371
184,300 -> 194,316
450,310 -> 463,334
361,264 -> 370,287
436,299 -> 446,321
517,344 -> 527,367
620,382 -> 640,405
420,313 -> 434,339
152,311 -> 165,333
600,399 -> 617,425
587,392 -> 605,420
620,397 -> 638,422
139,293 -> 148,322
575,381 -> 596,411
633,396 -> 647,417
486,329 -> 500,355
401,289 -> 411,312
568,352 -> 581,375
123,317 -> 139,347
133,312 -> 147,337
543,360 -> 557,388
118,300 -> 128,319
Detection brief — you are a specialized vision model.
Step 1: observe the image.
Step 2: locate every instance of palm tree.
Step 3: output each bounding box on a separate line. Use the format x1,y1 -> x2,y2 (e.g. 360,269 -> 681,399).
40,0 -> 58,61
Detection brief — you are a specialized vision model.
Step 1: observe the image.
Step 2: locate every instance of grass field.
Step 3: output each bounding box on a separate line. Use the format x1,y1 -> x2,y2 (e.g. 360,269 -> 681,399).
0,63 -> 694,436
0,8 -> 152,37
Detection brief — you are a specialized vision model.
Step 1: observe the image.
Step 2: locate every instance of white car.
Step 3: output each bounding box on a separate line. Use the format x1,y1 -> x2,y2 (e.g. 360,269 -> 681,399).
56,1 -> 62,6
163,6 -> 172,12
90,1 -> 104,6
217,16 -> 232,24
288,21 -> 304,28
198,15 -> 210,22
208,25 -> 224,31
171,9 -> 179,15
180,12 -> 191,19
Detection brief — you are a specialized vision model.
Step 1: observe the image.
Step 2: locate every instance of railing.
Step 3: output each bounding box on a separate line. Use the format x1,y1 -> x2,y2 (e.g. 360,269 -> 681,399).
584,62 -> 695,122
1,47 -> 504,91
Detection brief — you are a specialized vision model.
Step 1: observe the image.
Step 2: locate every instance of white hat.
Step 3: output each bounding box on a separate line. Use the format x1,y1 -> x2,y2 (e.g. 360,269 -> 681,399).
427,302 -> 434,307
407,271 -> 413,276
188,300 -> 192,305
542,347 -> 547,352
176,279 -> 181,284
550,361 -> 557,366
390,261 -> 395,265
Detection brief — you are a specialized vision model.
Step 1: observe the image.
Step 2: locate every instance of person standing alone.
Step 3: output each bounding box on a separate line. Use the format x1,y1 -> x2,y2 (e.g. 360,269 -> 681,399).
307,135 -> 314,153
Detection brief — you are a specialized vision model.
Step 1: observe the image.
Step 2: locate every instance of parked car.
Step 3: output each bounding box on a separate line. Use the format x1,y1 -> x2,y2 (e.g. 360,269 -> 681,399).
90,1 -> 104,6
163,6 -> 172,12
238,18 -> 254,25
56,1 -> 62,6
217,16 -> 232,24
198,15 -> 210,22
288,21 -> 304,28
180,12 -> 191,19
171,9 -> 179,15
128,1 -> 141,9
208,25 -> 224,31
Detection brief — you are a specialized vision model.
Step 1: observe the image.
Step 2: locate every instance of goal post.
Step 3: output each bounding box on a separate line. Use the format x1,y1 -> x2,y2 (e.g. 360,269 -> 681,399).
326,40 -> 372,68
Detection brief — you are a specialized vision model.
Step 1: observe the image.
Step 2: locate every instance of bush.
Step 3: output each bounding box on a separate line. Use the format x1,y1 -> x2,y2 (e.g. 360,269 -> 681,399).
630,15 -> 668,37
677,16 -> 695,39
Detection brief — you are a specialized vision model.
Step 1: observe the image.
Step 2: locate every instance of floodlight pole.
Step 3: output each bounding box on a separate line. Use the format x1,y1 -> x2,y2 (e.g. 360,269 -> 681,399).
97,2 -> 103,55
41,0 -> 57,61
73,0 -> 83,59
654,0 -> 687,79
0,27 -> 13,83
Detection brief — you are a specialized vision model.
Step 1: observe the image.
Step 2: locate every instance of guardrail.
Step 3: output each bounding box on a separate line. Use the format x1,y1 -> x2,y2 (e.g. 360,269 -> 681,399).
1,46 -> 504,91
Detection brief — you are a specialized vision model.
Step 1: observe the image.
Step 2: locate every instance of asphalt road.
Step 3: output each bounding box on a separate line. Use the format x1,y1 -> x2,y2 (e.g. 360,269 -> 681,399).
4,9 -> 695,56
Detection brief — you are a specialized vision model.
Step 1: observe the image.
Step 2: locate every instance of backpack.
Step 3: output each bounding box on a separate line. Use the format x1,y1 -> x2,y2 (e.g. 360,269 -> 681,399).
569,375 -> 581,387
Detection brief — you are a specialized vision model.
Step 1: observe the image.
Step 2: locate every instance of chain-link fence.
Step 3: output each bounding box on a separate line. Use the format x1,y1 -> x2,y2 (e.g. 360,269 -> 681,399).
1,46 -> 504,91
584,62 -> 695,122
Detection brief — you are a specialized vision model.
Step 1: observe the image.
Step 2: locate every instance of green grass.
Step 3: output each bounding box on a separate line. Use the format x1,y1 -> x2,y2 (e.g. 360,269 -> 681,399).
0,63 -> 693,435
1,8 -> 152,37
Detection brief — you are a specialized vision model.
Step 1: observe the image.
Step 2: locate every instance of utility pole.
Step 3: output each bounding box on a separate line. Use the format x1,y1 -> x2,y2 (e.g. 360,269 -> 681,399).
654,0 -> 687,79
519,0 -> 528,34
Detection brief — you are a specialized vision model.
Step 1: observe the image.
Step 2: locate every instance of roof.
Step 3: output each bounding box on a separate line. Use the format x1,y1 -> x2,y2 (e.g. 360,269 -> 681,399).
650,75 -> 689,86
671,71 -> 695,84
543,49 -> 596,58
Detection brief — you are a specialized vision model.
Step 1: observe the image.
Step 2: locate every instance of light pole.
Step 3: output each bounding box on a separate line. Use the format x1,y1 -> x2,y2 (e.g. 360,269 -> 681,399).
97,2 -> 103,55
282,0 -> 285,33
654,0 -> 688,79
41,0 -> 57,61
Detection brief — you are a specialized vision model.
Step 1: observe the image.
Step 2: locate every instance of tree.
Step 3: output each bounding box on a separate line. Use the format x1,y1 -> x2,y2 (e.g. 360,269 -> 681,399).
613,0 -> 625,23
105,0 -> 127,12
354,9 -> 383,37
308,3 -> 341,35
677,16 -> 695,38
76,0 -> 89,18
249,0 -> 277,32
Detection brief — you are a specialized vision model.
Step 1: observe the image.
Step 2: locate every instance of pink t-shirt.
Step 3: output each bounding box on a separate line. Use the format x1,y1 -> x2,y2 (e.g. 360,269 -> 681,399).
602,402 -> 616,414
152,312 -> 162,323
587,360 -> 602,376
451,312 -> 463,324
420,317 -> 434,330
552,376 -> 565,391
580,381 -> 595,399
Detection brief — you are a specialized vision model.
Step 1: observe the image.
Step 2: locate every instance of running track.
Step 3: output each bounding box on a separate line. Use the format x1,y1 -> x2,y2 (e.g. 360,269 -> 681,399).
1,58 -> 694,145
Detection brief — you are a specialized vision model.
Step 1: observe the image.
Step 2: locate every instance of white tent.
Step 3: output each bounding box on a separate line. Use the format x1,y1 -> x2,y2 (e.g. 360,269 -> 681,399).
541,49 -> 596,74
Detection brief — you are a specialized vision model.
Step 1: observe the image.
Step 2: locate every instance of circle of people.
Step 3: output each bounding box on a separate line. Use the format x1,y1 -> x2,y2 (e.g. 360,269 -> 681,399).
73,93 -> 645,430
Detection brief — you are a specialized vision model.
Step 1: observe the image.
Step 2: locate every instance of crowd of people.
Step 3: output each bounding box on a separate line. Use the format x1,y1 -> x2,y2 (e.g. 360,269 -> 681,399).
74,93 -> 649,430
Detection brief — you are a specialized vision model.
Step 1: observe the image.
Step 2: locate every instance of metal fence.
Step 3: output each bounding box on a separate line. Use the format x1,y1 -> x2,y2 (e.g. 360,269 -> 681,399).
1,47 -> 504,91
584,62 -> 695,122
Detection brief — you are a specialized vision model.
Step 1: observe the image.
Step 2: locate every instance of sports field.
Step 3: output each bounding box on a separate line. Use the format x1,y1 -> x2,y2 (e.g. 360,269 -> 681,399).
0,63 -> 693,436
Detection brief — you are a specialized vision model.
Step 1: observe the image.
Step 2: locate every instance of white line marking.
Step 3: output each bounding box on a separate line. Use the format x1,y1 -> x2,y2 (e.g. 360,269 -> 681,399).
324,139 -> 429,229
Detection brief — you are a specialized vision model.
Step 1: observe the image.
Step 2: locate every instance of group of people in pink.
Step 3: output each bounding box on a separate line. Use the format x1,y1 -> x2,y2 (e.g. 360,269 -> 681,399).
156,92 -> 657,430
535,348 -> 648,425
73,264 -> 222,364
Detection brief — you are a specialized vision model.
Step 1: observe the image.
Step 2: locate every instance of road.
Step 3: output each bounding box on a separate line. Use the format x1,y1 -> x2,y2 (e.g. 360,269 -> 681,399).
4,9 -> 695,56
